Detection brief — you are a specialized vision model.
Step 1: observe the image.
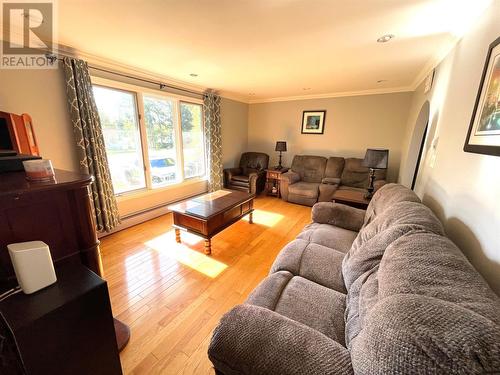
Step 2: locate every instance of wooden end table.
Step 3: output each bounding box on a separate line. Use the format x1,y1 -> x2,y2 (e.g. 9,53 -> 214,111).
265,168 -> 289,198
168,190 -> 254,255
332,189 -> 371,210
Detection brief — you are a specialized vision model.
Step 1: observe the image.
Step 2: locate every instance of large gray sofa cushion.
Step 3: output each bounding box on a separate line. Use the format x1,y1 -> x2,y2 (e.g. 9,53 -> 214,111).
364,183 -> 421,226
247,271 -> 346,345
340,158 -> 385,188
297,222 -> 357,252
288,181 -> 320,198
209,304 -> 354,375
270,239 -> 347,293
343,200 -> 444,290
324,157 -> 345,178
349,231 -> 500,374
290,155 -> 327,183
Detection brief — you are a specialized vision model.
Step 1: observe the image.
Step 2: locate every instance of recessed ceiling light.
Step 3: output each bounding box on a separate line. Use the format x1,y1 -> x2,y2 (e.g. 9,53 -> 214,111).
302,87 -> 311,91
377,34 -> 395,43
189,73 -> 198,77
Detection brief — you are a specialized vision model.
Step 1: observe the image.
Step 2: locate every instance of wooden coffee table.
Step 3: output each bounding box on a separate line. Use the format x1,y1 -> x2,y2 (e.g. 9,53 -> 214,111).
168,190 -> 254,255
332,189 -> 371,210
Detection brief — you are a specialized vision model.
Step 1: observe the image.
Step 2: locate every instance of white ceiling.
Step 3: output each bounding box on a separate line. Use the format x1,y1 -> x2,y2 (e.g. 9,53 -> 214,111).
56,0 -> 491,102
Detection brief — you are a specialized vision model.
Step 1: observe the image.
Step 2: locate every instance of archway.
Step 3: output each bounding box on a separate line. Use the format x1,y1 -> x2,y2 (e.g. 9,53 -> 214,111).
406,101 -> 430,190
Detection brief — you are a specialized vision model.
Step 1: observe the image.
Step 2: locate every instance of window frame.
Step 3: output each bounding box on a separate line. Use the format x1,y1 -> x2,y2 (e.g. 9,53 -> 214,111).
91,76 -> 206,198
179,100 -> 207,181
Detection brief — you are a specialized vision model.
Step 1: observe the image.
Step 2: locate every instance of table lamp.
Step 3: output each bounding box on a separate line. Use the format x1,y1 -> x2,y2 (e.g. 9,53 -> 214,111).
362,148 -> 389,199
275,141 -> 287,170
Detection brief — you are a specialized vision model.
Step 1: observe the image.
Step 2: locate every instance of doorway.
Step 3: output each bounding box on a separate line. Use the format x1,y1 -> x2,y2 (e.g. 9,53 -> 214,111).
405,101 -> 430,190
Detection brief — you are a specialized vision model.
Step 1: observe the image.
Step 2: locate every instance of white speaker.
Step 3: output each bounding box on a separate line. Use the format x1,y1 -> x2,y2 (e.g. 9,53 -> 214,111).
7,241 -> 57,294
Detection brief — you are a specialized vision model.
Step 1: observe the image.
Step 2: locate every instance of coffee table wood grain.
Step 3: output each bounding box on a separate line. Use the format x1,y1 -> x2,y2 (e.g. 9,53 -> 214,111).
168,190 -> 254,254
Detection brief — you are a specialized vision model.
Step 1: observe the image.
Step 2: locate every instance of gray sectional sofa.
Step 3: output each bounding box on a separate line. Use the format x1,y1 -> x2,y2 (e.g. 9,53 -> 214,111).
208,184 -> 500,374
281,155 -> 386,206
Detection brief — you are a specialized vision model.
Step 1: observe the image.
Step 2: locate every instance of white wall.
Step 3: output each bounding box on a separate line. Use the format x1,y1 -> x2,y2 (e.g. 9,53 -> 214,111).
399,1 -> 500,294
248,93 -> 413,181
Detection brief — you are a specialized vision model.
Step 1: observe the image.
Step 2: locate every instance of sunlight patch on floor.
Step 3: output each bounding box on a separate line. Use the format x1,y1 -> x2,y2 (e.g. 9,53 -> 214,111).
145,232 -> 228,278
242,209 -> 284,227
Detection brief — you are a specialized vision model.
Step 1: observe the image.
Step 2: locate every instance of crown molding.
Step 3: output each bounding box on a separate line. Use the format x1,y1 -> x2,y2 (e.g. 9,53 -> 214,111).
409,37 -> 461,90
53,44 -> 209,94
217,90 -> 251,104
247,86 -> 414,104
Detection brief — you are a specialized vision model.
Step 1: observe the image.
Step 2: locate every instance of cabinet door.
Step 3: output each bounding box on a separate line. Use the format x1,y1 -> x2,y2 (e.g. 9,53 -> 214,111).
0,191 -> 79,283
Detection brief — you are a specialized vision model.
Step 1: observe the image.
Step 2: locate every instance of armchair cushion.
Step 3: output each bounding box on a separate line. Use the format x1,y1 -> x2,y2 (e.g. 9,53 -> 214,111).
231,175 -> 249,183
312,202 -> 366,232
241,167 -> 259,176
209,304 -> 353,375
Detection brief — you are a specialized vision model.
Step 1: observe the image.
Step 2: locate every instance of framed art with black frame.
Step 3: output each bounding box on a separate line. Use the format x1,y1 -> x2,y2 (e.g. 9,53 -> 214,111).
301,110 -> 326,134
464,36 -> 500,156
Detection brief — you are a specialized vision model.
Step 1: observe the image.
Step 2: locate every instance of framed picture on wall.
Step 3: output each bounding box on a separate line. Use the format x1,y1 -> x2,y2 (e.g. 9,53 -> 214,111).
301,110 -> 326,134
464,36 -> 500,156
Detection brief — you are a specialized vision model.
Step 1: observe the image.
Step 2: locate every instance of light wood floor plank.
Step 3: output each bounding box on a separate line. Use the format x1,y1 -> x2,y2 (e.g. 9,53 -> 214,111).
100,195 -> 311,374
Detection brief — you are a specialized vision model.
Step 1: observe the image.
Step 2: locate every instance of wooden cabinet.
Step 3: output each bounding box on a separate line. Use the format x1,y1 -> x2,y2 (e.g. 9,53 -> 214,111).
0,169 -> 102,290
0,263 -> 122,375
265,168 -> 289,198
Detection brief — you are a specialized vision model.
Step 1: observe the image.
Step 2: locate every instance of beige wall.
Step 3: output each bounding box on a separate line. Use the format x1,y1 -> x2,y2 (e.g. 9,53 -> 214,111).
248,93 -> 412,181
220,97 -> 248,168
0,66 -> 245,217
0,67 -> 79,171
399,1 -> 500,294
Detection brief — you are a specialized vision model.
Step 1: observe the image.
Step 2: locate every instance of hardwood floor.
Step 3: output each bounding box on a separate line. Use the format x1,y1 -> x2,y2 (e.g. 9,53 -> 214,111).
100,195 -> 312,374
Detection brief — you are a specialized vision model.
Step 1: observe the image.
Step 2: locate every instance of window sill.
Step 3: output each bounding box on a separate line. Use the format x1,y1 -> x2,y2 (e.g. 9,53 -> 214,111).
116,177 -> 207,203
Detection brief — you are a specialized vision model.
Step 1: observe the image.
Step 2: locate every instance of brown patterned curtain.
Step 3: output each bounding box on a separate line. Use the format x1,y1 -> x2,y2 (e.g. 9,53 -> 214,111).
62,57 -> 120,232
203,91 -> 223,191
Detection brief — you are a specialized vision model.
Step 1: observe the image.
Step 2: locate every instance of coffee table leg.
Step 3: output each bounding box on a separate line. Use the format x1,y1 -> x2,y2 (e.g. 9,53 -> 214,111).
249,211 -> 254,224
175,228 -> 181,243
204,238 -> 211,255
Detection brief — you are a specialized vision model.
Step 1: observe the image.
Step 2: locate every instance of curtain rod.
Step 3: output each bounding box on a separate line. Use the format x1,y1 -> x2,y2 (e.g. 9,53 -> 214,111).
48,53 -> 206,97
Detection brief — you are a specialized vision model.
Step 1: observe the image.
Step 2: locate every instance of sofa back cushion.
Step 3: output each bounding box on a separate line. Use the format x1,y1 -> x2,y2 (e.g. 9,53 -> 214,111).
363,183 -> 421,226
340,158 -> 386,188
324,157 -> 345,179
343,200 -> 444,290
239,152 -> 269,173
349,231 -> 500,373
291,155 -> 327,183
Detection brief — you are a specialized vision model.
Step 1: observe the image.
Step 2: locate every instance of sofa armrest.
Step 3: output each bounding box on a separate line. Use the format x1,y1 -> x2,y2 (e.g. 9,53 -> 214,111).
248,170 -> 266,195
281,170 -> 300,184
312,202 -> 366,232
374,179 -> 387,191
208,304 -> 353,375
280,171 -> 300,201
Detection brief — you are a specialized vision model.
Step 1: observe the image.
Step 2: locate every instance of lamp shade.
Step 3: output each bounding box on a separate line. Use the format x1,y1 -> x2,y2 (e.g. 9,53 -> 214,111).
275,141 -> 287,152
362,148 -> 389,169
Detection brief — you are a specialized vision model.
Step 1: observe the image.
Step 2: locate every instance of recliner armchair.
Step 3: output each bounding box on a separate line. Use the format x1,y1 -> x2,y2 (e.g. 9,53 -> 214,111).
223,152 -> 269,195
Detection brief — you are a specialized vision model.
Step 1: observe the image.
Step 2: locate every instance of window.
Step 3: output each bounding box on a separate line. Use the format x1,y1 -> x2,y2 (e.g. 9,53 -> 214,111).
92,83 -> 205,195
93,86 -> 146,194
180,102 -> 205,179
